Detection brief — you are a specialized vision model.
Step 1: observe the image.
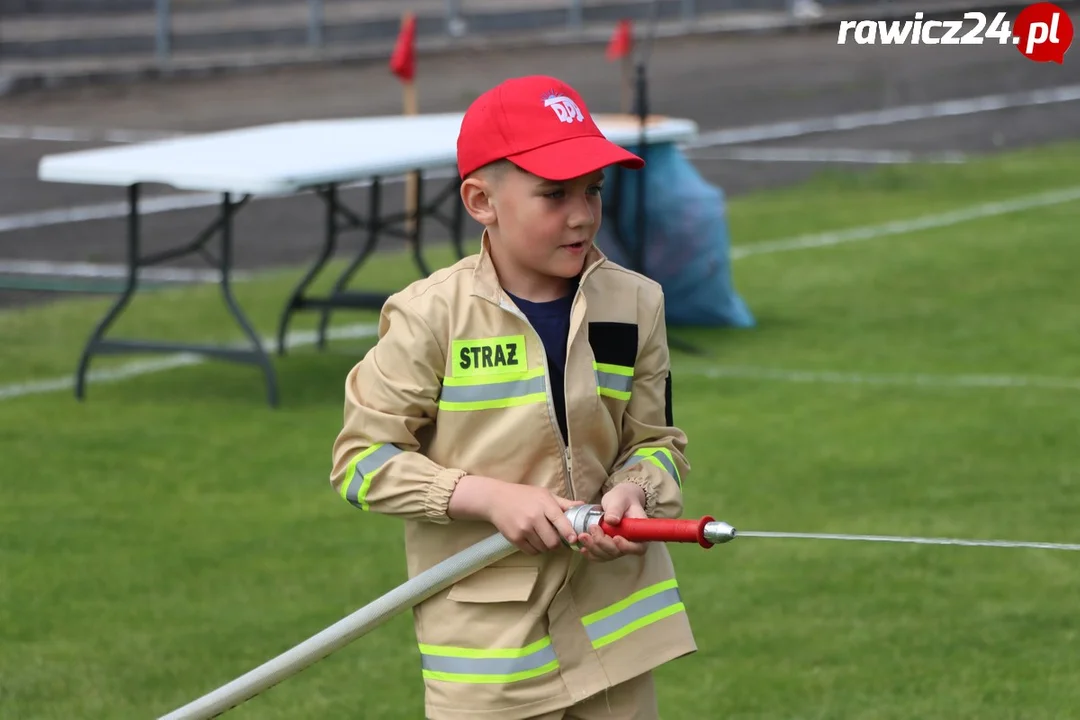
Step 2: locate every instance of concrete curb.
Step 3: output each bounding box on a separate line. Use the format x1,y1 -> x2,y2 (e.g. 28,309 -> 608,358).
0,0 -> 1053,98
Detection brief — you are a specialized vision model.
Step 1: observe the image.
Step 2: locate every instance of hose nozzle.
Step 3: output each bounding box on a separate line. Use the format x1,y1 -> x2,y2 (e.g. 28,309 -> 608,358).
703,521 -> 737,544
565,505 -> 737,549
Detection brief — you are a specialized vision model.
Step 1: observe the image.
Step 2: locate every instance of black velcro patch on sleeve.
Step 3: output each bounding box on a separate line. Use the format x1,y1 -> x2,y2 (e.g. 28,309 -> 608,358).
665,372 -> 673,425
588,322 -> 639,368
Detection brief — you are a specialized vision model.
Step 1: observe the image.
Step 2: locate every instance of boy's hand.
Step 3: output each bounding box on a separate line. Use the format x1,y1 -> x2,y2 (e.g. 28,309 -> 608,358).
576,483 -> 649,562
448,475 -> 584,555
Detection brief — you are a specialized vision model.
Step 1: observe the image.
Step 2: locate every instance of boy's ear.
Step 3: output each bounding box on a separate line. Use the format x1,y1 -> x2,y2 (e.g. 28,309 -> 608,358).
460,176 -> 498,226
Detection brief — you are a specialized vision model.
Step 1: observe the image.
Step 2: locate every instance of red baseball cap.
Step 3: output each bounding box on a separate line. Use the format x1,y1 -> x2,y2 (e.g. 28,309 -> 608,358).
456,75 -> 645,181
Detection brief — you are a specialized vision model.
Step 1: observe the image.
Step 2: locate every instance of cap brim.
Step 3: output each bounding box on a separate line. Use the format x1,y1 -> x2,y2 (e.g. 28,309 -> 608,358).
506,135 -> 645,182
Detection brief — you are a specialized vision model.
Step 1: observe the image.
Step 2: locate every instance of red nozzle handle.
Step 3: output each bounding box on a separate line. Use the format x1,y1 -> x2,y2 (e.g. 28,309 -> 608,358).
598,516 -> 717,548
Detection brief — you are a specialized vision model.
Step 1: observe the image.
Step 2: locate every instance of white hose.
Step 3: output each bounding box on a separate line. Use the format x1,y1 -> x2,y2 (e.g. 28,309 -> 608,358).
157,530 -> 519,720
156,506 -> 1080,719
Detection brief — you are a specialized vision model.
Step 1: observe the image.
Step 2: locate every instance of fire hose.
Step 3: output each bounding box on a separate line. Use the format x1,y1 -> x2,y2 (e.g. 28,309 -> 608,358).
157,506 -> 1080,720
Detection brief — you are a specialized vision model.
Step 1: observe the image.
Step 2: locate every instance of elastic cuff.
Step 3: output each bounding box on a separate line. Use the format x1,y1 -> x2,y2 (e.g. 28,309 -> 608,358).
424,467 -> 468,523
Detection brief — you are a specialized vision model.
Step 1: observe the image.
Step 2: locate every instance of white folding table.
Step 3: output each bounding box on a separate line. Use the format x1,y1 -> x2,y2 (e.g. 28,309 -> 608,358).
37,112 -> 698,407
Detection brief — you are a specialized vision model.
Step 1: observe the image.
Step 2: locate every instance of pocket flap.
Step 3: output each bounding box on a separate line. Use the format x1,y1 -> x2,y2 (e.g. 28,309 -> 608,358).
447,565 -> 540,604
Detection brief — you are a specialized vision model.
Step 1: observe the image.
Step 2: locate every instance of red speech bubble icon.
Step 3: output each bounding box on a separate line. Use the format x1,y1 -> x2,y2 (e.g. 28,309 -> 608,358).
1013,2 -> 1074,64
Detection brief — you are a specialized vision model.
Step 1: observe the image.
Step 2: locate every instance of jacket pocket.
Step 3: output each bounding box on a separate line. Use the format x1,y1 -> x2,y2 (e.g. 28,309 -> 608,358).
447,565 -> 540,603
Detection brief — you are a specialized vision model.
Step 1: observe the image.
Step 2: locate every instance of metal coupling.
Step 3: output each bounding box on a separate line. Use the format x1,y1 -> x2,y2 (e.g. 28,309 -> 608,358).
563,504 -> 604,550
565,504 -> 604,536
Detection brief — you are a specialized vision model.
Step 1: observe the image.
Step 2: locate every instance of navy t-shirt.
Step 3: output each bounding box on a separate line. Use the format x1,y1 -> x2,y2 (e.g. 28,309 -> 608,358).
506,284 -> 577,444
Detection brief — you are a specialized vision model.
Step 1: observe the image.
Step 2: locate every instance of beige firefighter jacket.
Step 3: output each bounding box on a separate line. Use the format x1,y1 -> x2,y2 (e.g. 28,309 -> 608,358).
330,232 -> 696,720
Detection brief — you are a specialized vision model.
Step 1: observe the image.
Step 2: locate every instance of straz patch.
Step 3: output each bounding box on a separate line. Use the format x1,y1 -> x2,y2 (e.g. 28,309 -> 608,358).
452,335 -> 528,376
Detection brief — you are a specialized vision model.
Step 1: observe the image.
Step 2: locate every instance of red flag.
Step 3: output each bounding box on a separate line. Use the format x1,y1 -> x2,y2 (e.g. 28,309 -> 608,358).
606,19 -> 633,61
390,13 -> 417,82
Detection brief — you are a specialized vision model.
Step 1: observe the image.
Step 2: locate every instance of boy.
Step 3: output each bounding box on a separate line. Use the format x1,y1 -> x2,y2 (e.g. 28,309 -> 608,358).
330,75 -> 695,720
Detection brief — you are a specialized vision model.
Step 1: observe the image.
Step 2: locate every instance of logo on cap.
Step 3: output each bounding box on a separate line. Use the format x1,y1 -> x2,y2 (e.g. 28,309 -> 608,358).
543,93 -> 584,124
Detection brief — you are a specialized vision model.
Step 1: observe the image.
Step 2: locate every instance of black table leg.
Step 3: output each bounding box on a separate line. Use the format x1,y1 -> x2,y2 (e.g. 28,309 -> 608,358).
277,184 -> 340,356
409,171 -> 431,277
315,180 -> 383,350
74,188 -> 281,407
277,171 -> 467,354
75,183 -> 142,401
217,193 -> 279,407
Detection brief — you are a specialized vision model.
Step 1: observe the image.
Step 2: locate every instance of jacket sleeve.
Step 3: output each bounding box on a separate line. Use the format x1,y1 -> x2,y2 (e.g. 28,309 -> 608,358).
602,296 -> 690,519
330,291 -> 467,522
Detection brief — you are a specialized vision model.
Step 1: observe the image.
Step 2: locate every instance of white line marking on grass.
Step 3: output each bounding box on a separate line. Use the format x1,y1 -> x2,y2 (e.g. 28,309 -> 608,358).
690,188 -> 1080,397
6,83 -> 1078,148
0,192 -> 220,233
685,84 -> 1080,149
690,147 -> 967,164
0,355 -> 205,401
5,82 -> 1077,236
4,176 -> 1078,400
0,169 -> 459,235
730,185 -> 1080,260
0,322 -> 379,402
685,366 -> 1080,392
0,259 -> 250,283
0,125 -> 182,143
5,183 -> 1078,398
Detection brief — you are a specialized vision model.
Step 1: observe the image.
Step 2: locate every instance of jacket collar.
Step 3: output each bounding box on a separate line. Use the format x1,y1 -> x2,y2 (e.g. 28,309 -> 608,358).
471,228 -> 608,303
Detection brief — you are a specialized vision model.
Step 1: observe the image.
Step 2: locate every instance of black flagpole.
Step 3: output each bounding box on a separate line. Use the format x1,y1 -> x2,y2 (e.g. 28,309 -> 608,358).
631,0 -> 659,278
633,1 -> 702,356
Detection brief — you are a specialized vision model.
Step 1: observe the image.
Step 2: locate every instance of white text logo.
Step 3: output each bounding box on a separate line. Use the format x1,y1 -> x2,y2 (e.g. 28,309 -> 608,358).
837,5 -> 1073,63
544,95 -> 585,124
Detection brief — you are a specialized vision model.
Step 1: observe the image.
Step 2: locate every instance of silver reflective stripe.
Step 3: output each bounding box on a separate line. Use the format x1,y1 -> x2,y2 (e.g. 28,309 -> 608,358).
346,443 -> 402,508
583,587 -> 682,644
595,370 -> 633,393
420,644 -> 558,676
356,444 -> 402,477
650,451 -> 678,482
622,449 -> 680,485
440,375 -> 546,404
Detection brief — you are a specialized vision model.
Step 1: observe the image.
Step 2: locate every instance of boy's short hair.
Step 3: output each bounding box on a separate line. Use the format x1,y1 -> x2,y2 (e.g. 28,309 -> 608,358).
456,75 -> 644,182
467,158 -> 515,183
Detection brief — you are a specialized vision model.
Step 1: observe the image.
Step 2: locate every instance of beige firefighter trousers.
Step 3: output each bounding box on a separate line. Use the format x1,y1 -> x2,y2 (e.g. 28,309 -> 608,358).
527,671 -> 660,720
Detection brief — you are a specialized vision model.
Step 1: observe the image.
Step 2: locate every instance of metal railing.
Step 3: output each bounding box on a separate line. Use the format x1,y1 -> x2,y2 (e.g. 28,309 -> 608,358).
145,0 -> 817,64
155,0 -> 170,61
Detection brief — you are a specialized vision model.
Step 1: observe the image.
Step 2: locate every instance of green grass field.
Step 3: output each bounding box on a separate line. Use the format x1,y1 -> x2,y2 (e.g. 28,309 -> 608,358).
2,140 -> 1079,719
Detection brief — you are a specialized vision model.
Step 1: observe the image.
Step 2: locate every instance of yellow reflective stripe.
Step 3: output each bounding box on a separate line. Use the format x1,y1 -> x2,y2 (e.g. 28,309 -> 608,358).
594,362 -> 634,377
581,579 -> 685,650
442,367 -> 543,387
441,393 -> 548,412
419,637 -> 559,684
597,387 -> 632,401
622,447 -> 681,487
438,367 -> 547,411
644,455 -> 667,472
649,448 -> 680,486
339,443 -> 402,510
418,636 -> 552,658
594,361 -> 633,401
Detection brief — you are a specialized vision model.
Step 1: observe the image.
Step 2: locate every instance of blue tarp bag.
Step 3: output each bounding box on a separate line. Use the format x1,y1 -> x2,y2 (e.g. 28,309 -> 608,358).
596,141 -> 755,328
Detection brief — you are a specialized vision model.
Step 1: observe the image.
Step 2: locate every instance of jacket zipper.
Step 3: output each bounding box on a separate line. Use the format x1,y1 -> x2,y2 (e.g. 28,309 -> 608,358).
500,300 -> 575,501
489,257 -> 601,501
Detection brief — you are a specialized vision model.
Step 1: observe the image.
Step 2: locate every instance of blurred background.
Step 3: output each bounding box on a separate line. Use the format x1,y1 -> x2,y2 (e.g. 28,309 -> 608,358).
2,1 -> 1079,719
